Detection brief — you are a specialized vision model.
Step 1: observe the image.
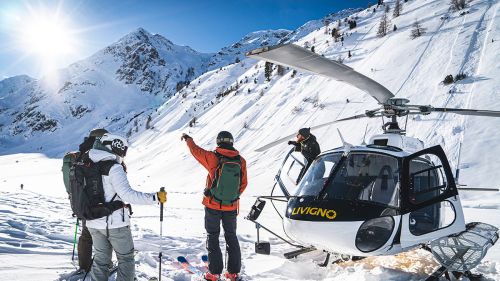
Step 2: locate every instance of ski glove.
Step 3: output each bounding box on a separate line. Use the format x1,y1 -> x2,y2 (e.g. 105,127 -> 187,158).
157,190 -> 167,204
288,141 -> 298,145
181,133 -> 192,141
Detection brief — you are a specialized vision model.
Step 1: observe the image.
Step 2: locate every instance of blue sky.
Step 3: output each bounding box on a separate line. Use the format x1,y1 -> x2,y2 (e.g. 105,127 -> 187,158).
0,0 -> 367,79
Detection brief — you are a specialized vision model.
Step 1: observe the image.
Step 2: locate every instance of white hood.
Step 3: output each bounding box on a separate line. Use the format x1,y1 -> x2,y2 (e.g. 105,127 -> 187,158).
89,149 -> 121,163
86,149 -> 157,230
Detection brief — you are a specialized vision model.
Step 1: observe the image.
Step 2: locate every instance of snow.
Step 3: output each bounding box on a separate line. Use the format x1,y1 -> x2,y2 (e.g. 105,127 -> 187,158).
0,0 -> 500,280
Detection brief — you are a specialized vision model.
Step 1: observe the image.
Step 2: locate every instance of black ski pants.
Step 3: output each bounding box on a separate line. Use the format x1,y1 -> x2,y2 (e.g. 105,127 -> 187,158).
78,219 -> 93,272
205,207 -> 241,274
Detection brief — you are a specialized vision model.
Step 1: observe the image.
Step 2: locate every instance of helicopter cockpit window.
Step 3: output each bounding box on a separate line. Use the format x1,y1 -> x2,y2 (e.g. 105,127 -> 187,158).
295,153 -> 342,197
296,152 -> 401,207
409,155 -> 447,205
323,153 -> 400,207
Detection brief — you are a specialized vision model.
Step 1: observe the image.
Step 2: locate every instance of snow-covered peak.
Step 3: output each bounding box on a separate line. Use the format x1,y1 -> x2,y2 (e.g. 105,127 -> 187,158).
0,75 -> 35,97
282,8 -> 362,43
207,29 -> 291,68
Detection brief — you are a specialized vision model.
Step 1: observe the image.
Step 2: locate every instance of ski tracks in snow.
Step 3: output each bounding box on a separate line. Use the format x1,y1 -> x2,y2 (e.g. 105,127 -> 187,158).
426,0 -> 498,168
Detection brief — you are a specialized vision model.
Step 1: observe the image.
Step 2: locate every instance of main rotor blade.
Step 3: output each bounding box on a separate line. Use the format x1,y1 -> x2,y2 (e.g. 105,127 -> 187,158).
246,44 -> 394,104
254,113 -> 370,152
431,107 -> 500,117
457,187 -> 499,192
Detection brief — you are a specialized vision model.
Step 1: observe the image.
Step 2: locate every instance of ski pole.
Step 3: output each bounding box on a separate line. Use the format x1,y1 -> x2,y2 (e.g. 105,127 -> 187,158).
159,187 -> 165,281
72,218 -> 79,261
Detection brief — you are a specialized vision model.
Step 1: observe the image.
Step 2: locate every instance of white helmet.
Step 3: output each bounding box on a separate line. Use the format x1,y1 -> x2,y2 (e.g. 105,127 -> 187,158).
101,133 -> 129,157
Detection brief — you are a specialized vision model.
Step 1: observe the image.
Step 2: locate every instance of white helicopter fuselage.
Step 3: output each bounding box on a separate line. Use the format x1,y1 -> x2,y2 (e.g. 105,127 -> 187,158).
275,136 -> 465,257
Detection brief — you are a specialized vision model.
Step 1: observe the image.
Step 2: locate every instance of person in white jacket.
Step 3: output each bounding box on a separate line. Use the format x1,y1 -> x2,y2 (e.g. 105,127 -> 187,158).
86,133 -> 167,281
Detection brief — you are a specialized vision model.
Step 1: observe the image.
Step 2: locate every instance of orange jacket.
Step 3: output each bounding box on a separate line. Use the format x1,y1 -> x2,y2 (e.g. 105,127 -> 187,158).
186,138 -> 248,211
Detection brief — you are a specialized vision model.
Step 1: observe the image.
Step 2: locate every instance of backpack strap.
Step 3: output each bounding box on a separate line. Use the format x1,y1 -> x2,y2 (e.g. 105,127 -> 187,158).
98,160 -> 117,176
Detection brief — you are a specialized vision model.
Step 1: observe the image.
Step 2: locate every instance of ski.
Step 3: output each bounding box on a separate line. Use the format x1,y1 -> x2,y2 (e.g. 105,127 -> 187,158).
177,256 -> 207,278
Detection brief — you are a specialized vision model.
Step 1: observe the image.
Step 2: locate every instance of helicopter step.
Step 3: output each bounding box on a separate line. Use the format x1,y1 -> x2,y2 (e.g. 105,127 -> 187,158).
283,247 -> 316,259
425,222 -> 499,281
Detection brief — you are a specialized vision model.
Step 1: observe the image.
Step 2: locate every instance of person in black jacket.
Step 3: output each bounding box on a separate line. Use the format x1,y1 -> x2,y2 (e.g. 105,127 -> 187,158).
288,128 -> 321,183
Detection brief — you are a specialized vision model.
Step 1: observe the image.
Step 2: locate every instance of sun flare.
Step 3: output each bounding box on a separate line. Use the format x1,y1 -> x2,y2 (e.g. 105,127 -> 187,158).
20,17 -> 75,58
6,2 -> 82,78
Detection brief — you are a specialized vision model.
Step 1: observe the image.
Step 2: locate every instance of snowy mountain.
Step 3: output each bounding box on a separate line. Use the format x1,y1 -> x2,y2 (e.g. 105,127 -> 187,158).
206,29 -> 292,68
1,1 -> 500,280
0,27 -> 296,155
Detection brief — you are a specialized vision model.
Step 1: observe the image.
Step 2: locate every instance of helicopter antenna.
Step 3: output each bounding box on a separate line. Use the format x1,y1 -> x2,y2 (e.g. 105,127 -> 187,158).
361,124 -> 368,145
337,128 -> 353,155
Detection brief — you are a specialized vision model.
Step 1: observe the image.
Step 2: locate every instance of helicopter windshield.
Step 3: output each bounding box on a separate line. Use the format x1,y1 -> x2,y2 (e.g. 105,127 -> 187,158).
296,152 -> 400,208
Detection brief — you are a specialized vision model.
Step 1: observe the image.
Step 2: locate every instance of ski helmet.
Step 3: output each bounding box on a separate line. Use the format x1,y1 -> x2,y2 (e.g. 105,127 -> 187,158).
298,128 -> 311,138
216,131 -> 234,146
101,133 -> 129,157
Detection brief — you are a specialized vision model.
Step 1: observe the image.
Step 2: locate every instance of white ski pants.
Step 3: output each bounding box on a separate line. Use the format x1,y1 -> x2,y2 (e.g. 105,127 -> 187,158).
88,226 -> 135,281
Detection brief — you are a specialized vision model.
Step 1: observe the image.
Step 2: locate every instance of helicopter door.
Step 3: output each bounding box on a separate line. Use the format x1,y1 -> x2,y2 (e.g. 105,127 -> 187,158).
400,145 -> 465,249
275,148 -> 306,197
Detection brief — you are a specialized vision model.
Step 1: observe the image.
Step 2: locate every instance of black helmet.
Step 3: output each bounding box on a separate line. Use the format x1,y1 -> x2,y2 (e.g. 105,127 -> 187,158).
216,131 -> 234,146
298,128 -> 311,138
89,128 -> 108,139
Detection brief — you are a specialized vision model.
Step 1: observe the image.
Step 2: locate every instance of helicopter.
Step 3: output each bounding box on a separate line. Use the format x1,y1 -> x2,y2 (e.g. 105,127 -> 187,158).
243,44 -> 500,280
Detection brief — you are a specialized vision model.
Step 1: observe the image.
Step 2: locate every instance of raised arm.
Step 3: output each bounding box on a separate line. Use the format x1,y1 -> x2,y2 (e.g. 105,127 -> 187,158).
185,137 -> 217,171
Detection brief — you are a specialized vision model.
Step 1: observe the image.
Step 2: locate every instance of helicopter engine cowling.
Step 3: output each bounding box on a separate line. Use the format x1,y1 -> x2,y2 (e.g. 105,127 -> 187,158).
368,134 -> 424,153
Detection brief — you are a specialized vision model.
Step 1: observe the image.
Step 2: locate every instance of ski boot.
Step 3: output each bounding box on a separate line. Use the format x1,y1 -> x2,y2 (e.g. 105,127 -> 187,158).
223,272 -> 242,281
203,271 -> 221,281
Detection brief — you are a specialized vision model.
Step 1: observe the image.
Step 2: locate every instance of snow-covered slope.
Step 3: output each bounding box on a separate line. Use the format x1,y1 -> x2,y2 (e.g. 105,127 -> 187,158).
1,1 -> 499,280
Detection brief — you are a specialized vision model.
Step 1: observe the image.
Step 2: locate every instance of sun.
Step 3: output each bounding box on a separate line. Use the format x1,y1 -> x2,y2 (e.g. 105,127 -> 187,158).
20,17 -> 75,58
5,2 -> 81,78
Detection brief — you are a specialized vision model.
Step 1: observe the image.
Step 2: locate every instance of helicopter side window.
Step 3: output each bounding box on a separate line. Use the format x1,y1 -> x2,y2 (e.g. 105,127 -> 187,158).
407,155 -> 454,235
409,200 -> 457,236
409,156 -> 447,205
287,157 -> 304,185
324,153 -> 400,207
295,153 -> 342,197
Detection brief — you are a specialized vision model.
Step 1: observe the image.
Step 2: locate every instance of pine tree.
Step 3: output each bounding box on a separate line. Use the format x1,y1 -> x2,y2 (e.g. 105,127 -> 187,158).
450,0 -> 466,10
264,62 -> 273,81
323,19 -> 330,34
393,24 -> 398,31
311,46 -> 315,53
393,0 -> 402,17
146,115 -> 152,129
277,64 -> 285,76
331,28 -> 340,42
410,20 -> 426,39
368,1 -> 372,8
377,11 -> 390,37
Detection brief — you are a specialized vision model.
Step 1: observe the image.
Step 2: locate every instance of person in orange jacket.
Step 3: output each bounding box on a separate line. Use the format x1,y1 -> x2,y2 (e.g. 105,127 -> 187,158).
182,131 -> 247,281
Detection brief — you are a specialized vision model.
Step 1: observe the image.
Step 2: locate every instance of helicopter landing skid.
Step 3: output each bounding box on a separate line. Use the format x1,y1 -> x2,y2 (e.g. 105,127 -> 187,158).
317,252 -> 366,267
425,222 -> 498,281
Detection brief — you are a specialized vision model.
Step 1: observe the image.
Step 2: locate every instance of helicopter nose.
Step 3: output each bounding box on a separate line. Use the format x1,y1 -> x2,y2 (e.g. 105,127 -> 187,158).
284,216 -> 398,256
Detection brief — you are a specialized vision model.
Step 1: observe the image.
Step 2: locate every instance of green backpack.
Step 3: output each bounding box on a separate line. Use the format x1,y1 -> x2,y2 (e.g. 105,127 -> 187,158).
62,151 -> 81,195
208,153 -> 242,206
